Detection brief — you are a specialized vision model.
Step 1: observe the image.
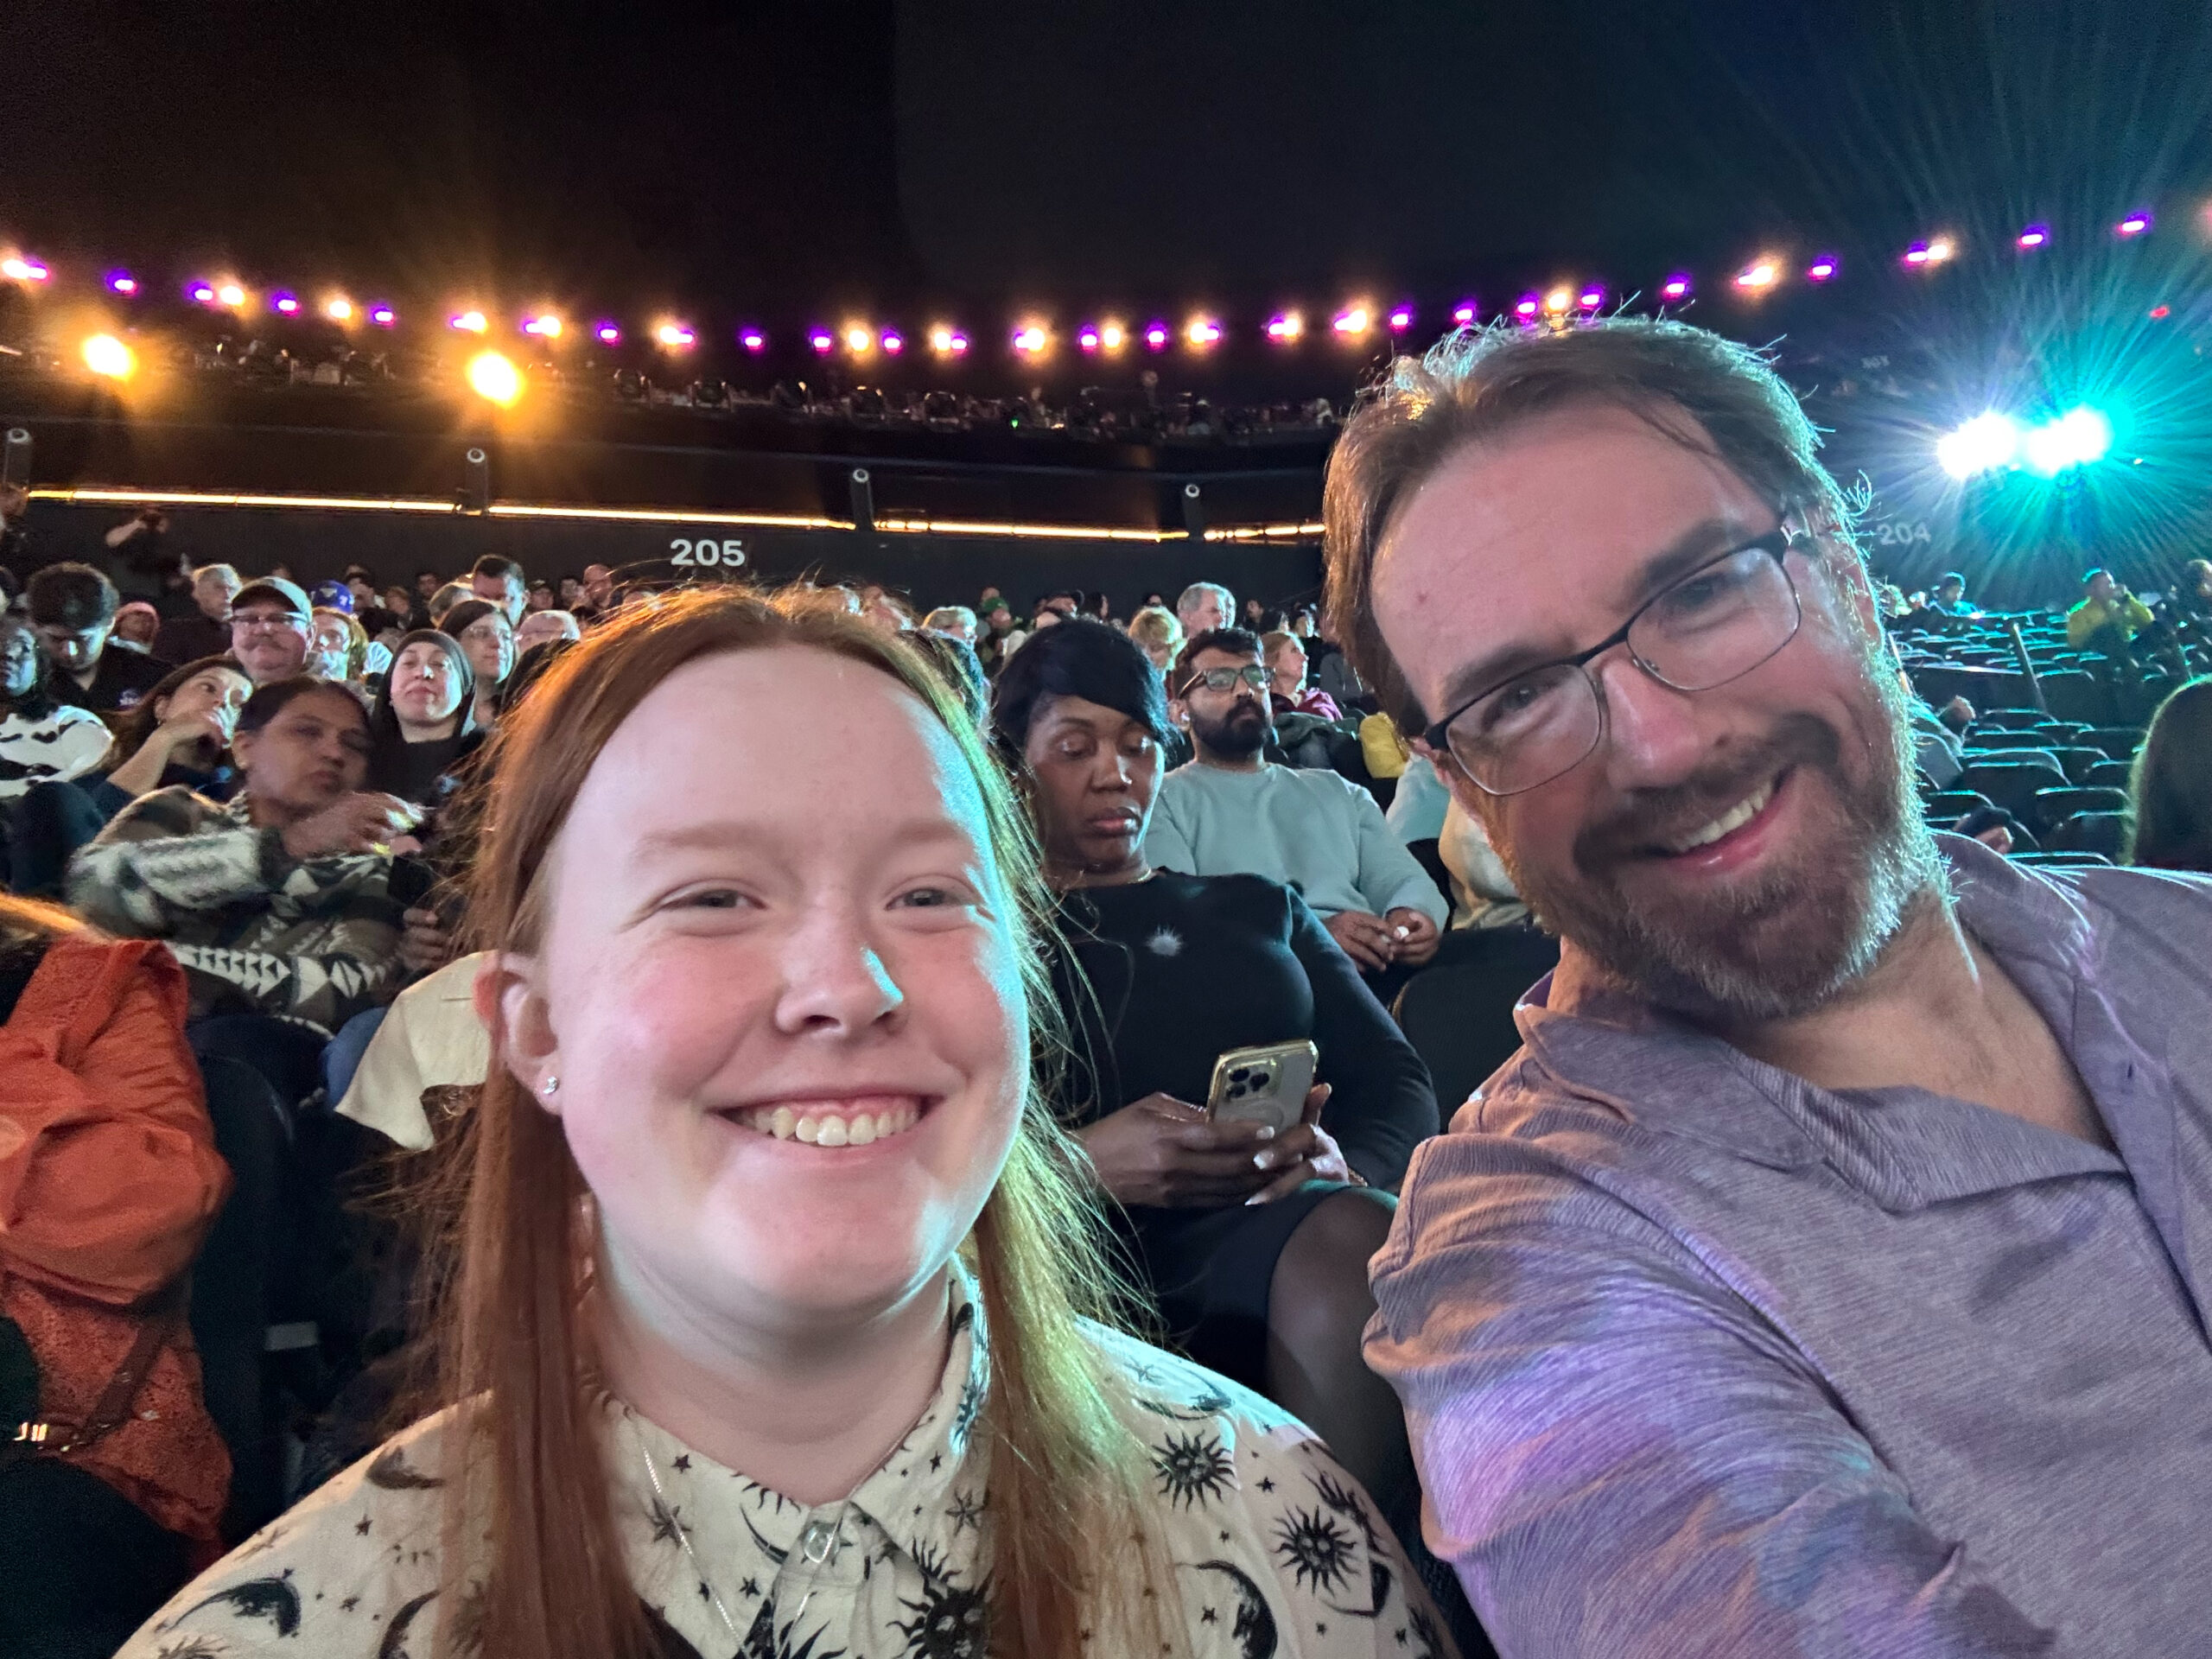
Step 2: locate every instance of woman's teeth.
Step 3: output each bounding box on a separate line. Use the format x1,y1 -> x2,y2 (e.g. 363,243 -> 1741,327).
734,1103 -> 921,1145
1660,779 -> 1776,854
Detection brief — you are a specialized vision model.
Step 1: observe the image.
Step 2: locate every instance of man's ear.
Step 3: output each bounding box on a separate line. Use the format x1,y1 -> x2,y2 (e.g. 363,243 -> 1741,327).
475,950 -> 563,1112
1168,696 -> 1192,730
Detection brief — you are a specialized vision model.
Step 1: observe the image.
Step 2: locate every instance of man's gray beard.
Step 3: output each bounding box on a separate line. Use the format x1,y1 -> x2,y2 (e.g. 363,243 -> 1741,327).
1498,665 -> 1947,1024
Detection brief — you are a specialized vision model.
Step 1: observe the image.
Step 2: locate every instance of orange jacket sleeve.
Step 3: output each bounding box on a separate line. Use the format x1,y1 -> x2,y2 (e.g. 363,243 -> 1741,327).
0,940 -> 232,1304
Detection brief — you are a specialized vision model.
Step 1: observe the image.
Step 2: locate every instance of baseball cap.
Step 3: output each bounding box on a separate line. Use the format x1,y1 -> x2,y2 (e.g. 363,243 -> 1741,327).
310,580 -> 355,613
231,575 -> 312,618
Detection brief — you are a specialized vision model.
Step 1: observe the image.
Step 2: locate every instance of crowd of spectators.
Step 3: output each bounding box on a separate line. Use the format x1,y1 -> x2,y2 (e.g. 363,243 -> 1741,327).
1,317 -> 2209,1658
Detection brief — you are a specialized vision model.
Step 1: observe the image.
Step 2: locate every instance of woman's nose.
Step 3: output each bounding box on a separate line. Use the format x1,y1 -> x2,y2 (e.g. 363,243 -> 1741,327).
771,903 -> 906,1037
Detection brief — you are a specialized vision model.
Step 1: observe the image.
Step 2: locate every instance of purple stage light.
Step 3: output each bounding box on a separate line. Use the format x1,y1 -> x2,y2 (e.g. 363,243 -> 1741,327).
1450,301 -> 1478,325
273,292 -> 300,315
810,330 -> 835,354
1513,294 -> 1540,319
1806,256 -> 1839,281
1388,306 -> 1413,331
880,330 -> 903,354
107,271 -> 138,296
369,305 -> 397,327
1144,321 -> 1169,350
740,328 -> 766,352
594,321 -> 622,345
2116,210 -> 2152,237
1578,285 -> 1605,309
189,282 -> 217,304
2016,225 -> 2049,250
1659,273 -> 1693,302
1078,327 -> 1102,353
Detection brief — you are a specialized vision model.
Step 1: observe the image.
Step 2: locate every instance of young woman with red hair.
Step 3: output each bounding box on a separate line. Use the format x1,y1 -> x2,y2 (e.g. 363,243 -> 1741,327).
124,588 -> 1449,1659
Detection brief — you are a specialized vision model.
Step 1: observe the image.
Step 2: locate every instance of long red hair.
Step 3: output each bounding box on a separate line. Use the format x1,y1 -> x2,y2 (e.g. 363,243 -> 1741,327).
412,587 -> 1176,1656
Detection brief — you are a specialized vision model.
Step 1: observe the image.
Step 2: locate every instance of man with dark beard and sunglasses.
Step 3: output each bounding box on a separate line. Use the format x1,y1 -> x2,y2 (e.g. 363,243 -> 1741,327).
1322,319 -> 2212,1657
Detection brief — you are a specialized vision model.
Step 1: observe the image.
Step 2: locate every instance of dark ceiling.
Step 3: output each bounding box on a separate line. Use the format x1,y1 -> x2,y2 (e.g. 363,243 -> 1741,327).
6,0 -> 2207,325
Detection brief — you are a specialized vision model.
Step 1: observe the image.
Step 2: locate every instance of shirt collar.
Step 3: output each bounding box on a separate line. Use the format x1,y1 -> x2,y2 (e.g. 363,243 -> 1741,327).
1510,837 -> 2139,1206
607,1257 -> 994,1599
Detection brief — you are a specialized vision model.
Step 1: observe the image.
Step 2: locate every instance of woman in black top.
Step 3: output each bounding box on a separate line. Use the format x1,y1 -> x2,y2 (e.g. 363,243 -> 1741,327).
366,630 -> 482,809
993,619 -> 1435,1528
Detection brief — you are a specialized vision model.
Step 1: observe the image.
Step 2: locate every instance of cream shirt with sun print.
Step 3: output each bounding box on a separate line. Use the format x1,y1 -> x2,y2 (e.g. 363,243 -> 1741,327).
121,1262 -> 1452,1659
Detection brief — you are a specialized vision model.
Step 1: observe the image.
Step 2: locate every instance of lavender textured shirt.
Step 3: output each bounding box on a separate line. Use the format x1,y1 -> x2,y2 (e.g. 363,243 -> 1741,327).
1366,837 -> 2212,1656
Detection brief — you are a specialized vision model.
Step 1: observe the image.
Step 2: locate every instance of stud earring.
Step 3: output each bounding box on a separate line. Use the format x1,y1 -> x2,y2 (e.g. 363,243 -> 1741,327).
541,1076 -> 560,1097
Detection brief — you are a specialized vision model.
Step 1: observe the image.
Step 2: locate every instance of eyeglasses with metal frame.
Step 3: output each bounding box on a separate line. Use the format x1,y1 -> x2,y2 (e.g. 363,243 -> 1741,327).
1422,518 -> 1812,797
1185,664 -> 1271,693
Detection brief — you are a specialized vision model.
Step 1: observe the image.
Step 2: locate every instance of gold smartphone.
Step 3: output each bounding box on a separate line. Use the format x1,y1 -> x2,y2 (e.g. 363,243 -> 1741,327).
1205,1040 -> 1319,1134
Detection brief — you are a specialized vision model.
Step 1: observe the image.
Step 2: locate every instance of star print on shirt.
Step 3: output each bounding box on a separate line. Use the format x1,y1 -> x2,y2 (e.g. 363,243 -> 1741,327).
947,1489 -> 986,1536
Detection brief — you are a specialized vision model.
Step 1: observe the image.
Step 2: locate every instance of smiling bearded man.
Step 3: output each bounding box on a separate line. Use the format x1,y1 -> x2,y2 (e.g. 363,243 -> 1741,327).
1324,316 -> 2212,1657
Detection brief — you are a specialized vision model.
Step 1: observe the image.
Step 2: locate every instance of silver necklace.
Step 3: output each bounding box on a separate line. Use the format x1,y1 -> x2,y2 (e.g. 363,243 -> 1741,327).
633,1426 -> 747,1648
632,1424 -> 847,1644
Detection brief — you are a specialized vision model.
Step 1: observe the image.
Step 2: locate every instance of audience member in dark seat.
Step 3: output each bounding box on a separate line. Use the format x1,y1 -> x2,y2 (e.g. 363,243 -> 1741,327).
3,657 -> 251,899
1926,570 -> 1977,618
992,618 -> 1436,1536
2065,566 -> 2155,657
123,586 -> 1446,1659
68,677 -> 410,1036
0,895 -> 232,1657
0,613 -> 111,809
113,601 -> 162,654
152,564 -> 242,666
2126,675 -> 2212,872
365,631 -> 480,805
2172,558 -> 2212,630
225,577 -> 314,689
1145,626 -> 1446,979
513,606 -> 582,656
27,561 -> 170,714
438,598 -> 515,730
307,607 -> 368,690
1263,626 -> 1345,720
99,658 -> 252,804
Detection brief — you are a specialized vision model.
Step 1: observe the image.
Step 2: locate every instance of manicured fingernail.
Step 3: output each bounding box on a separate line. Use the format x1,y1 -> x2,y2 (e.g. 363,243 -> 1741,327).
1254,1125 -> 1276,1141
1253,1151 -> 1274,1169
1245,1192 -> 1267,1205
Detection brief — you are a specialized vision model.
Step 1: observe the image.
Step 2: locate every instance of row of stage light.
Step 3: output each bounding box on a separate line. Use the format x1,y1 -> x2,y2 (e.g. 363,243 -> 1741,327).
1,206 -> 2180,370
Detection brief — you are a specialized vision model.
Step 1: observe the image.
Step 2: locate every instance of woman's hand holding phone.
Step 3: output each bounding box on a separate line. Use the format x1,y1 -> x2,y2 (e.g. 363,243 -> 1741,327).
1075,1092 -> 1279,1208
1243,1083 -> 1352,1205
